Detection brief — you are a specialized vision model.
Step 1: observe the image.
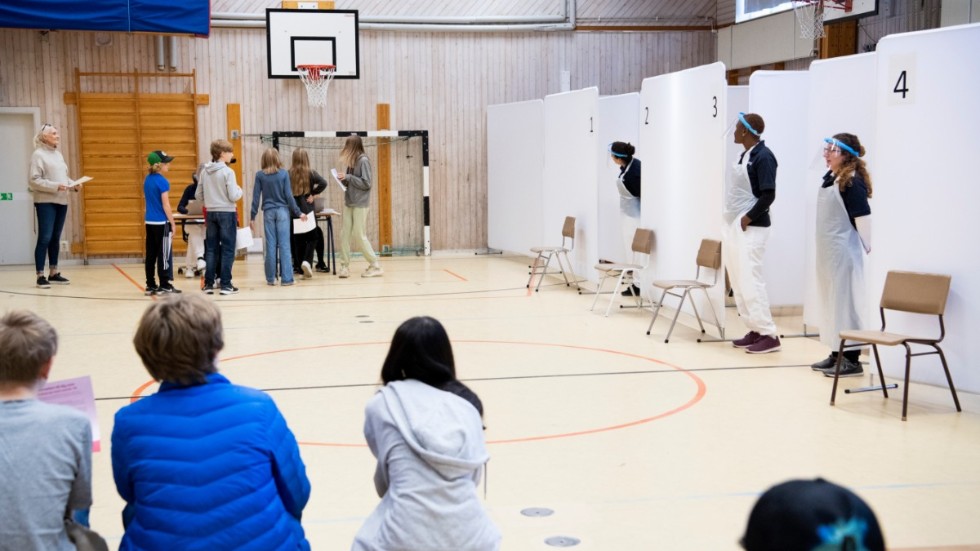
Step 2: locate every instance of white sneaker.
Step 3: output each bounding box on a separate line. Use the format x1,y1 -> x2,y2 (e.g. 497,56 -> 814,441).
362,265 -> 384,278
338,266 -> 350,279
301,261 -> 313,279
184,268 -> 196,279
196,258 -> 206,271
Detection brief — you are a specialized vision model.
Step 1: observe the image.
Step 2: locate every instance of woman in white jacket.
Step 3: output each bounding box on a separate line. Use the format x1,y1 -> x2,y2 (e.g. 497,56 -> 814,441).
352,316 -> 501,551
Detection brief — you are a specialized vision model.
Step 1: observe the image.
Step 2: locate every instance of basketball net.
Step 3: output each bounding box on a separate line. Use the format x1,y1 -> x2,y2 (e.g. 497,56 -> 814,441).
794,0 -> 826,40
297,64 -> 335,108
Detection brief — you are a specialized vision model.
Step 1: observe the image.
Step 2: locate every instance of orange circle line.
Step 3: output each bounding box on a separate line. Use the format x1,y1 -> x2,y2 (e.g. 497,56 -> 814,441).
127,340 -> 707,446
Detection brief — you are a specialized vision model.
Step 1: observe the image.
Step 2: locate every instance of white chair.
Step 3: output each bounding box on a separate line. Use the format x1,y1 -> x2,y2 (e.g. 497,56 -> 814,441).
527,216 -> 578,292
646,239 -> 724,343
590,228 -> 654,317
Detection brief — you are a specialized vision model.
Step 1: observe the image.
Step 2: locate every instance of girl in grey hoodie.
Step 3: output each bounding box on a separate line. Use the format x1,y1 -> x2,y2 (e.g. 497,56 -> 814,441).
352,317 -> 500,551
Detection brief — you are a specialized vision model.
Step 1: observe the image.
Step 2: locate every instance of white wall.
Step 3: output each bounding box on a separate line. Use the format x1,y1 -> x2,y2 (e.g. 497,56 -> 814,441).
543,88 -> 600,284
0,108 -> 41,265
596,93 -> 640,264
640,62 -> 728,330
720,10 -> 816,70
748,71 -> 811,308
487,100 -> 544,254
871,23 -> 980,393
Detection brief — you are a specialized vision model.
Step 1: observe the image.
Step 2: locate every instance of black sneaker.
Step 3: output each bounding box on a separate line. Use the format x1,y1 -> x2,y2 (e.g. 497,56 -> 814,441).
316,265 -> 330,273
48,273 -> 70,285
621,284 -> 641,297
823,358 -> 864,378
811,354 -> 838,371
36,276 -> 51,289
203,284 -> 215,295
144,286 -> 159,296
158,285 -> 182,294
219,285 -> 239,295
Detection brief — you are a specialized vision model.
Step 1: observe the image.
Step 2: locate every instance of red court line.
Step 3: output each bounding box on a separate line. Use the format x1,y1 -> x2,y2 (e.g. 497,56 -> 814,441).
443,269 -> 467,282
113,263 -> 154,299
128,340 -> 707,446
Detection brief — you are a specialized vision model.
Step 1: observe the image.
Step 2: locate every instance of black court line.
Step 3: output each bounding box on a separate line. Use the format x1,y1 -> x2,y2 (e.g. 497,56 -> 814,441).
94,363 -> 809,402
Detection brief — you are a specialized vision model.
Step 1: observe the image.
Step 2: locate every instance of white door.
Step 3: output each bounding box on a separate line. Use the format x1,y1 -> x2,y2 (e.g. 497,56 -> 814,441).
0,109 -> 39,265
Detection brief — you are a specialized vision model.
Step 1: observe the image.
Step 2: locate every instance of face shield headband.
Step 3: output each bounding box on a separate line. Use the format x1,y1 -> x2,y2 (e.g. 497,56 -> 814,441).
608,143 -> 630,158
823,137 -> 859,157
738,112 -> 760,136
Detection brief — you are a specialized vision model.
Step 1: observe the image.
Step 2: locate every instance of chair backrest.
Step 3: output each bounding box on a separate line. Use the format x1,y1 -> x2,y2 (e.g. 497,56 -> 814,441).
696,239 -> 722,270
880,271 -> 952,315
561,216 -> 576,239
631,228 -> 654,255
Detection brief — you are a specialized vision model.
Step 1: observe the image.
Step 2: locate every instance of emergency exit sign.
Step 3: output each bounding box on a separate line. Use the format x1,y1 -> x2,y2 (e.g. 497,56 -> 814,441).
0,193 -> 13,200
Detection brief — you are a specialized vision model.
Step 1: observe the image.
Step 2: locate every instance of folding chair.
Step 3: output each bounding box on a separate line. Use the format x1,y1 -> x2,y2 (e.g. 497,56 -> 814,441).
590,228 -> 654,317
646,239 -> 724,343
527,216 -> 578,292
830,270 -> 960,421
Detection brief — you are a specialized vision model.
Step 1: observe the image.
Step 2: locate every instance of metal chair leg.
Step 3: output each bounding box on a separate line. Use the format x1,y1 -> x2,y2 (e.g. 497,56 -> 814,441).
604,271 -> 629,317
590,273 -> 607,311
935,345 -> 961,412
664,290 -> 688,343
687,290 -> 706,334
872,344 -> 888,398
646,288 -> 668,335
901,344 -> 912,421
830,341 -> 847,405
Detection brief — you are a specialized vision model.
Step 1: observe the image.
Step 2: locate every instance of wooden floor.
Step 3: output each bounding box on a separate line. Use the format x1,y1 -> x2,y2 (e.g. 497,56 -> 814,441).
2,253 -> 979,550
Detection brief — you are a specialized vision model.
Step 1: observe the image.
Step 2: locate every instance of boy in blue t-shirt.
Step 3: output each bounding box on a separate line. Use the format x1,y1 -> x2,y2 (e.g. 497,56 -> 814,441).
143,150 -> 181,295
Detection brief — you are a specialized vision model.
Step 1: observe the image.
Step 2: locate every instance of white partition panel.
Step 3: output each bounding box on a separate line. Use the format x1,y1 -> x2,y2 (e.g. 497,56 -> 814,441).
487,100 -> 544,254
597,93 -> 640,264
543,88 -> 600,283
748,71 -> 811,308
873,23 -> 980,392
803,54 -> 878,331
640,62 -> 728,328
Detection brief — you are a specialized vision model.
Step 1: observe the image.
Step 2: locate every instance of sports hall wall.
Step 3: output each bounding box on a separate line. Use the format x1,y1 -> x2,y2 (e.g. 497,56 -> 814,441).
0,1 -> 717,256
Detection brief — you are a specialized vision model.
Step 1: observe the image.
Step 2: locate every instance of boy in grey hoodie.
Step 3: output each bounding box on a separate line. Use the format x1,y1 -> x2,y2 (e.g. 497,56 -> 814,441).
195,139 -> 243,295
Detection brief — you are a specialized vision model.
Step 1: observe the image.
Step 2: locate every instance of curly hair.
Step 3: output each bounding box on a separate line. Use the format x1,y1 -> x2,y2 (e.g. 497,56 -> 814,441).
831,133 -> 873,198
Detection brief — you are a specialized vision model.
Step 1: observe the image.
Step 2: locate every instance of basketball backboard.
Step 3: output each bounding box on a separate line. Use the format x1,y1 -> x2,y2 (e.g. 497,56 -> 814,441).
737,0 -> 877,24
266,9 -> 360,79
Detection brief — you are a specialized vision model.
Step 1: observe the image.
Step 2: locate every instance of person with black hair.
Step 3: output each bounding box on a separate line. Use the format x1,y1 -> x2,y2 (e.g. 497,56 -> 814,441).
176,164 -> 206,279
742,478 -> 885,551
609,141 -> 642,296
351,316 -> 500,551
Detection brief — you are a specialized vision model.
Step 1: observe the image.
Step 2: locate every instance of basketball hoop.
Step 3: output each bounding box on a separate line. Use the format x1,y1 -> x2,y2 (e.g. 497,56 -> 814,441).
296,64 -> 335,108
794,0 -> 826,40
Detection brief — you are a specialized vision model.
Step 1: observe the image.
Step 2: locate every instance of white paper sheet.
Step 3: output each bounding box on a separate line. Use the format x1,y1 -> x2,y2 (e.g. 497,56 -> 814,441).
330,168 -> 347,192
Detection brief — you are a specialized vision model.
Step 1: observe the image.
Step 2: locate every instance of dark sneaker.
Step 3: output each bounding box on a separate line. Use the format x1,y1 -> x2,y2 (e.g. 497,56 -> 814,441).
315,265 -> 330,273
746,335 -> 781,354
36,276 -> 51,289
203,284 -> 215,295
811,354 -> 838,371
621,284 -> 641,297
48,273 -> 70,285
144,286 -> 159,296
158,285 -> 182,294
823,357 -> 864,378
219,285 -> 239,295
732,331 -> 761,348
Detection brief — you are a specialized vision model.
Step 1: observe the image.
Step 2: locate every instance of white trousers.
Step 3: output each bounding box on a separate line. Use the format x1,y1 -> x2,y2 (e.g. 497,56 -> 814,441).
183,225 -> 205,270
723,225 -> 777,336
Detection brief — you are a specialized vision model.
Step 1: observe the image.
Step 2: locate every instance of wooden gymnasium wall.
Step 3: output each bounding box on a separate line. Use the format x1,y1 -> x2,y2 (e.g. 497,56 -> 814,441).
0,26 -> 714,256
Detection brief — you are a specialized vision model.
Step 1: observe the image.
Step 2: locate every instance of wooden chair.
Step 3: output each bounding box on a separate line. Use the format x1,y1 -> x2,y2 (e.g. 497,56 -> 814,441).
830,270 -> 960,421
590,228 -> 654,317
646,239 -> 724,343
527,216 -> 578,292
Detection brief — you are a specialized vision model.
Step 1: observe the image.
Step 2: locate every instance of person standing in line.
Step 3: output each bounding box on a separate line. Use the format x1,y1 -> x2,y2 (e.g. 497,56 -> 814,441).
724,112 -> 781,354
112,294 -> 311,550
28,123 -> 82,289
0,309 -> 97,551
251,148 -> 307,286
195,139 -> 242,295
336,135 -> 383,278
351,316 -> 501,551
610,141 -> 642,296
288,148 -> 327,280
811,134 -> 873,378
176,164 -> 206,279
142,150 -> 181,296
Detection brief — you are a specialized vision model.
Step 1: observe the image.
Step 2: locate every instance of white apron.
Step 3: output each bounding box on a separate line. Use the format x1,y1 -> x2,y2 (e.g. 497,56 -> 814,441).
815,180 -> 867,350
617,159 -> 640,259
721,158 -> 777,335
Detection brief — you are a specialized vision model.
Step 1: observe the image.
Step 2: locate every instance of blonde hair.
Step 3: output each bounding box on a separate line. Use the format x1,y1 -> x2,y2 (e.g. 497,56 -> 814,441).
210,139 -> 234,162
133,294 -> 223,386
261,148 -> 283,175
340,135 -> 365,170
0,310 -> 58,384
289,148 -> 312,196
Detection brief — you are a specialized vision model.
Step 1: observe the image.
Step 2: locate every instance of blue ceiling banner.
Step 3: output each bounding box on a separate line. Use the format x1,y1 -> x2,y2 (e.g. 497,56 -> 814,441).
0,0 -> 210,36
